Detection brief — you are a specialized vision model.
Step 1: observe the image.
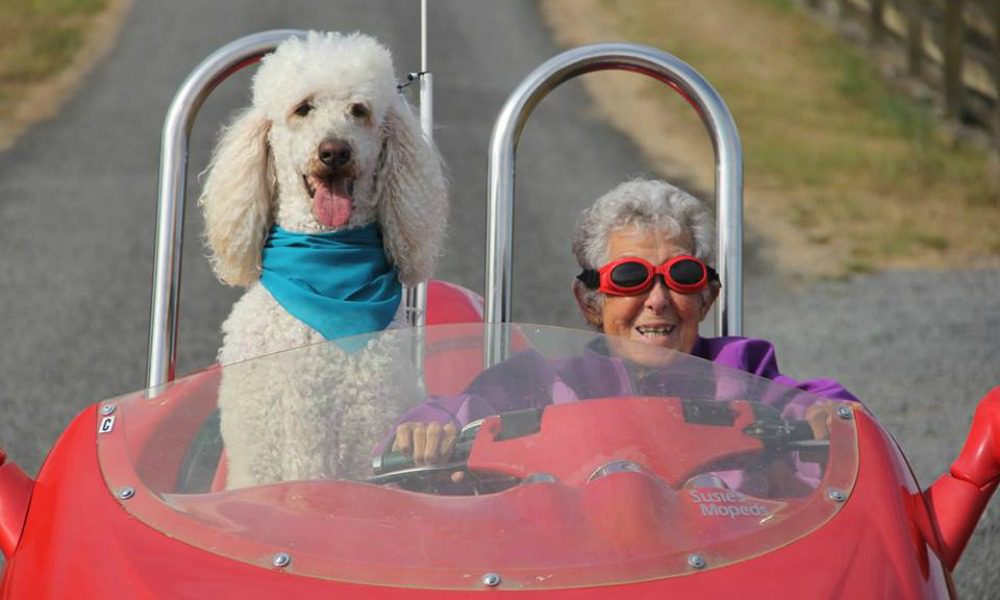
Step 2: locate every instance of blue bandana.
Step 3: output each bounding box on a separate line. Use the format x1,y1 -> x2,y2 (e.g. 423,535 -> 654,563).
260,224 -> 402,345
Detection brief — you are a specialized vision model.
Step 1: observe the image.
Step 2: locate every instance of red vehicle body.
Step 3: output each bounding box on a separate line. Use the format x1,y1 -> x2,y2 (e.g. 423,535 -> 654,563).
1,30 -> 998,599
1,301 -> 998,598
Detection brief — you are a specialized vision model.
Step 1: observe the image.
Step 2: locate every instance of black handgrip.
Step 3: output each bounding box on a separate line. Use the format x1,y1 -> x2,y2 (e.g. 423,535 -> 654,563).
372,437 -> 477,475
372,448 -> 416,474
743,417 -> 817,445
787,420 -> 815,442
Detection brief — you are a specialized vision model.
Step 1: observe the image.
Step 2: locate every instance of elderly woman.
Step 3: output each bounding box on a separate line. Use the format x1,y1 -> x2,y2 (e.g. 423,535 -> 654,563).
394,179 -> 858,475
571,179 -> 854,396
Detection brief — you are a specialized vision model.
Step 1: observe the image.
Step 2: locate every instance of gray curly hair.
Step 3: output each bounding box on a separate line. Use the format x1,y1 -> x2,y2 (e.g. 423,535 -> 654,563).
571,179 -> 717,327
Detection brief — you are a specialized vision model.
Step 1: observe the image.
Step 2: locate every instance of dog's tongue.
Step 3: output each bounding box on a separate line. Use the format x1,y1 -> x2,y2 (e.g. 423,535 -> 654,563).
313,180 -> 352,228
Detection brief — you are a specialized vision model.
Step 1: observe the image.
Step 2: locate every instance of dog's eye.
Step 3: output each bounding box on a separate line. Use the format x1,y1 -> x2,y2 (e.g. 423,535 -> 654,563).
293,101 -> 313,117
349,103 -> 370,119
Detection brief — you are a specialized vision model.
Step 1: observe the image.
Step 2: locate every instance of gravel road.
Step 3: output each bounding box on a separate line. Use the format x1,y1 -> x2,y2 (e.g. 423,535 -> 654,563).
0,0 -> 995,595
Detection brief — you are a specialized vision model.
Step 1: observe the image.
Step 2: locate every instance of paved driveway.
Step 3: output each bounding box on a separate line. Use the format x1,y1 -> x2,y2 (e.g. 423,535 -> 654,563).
0,0 -> 995,594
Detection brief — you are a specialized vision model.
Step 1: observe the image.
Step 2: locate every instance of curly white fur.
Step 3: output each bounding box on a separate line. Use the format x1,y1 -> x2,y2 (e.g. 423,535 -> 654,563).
219,335 -> 422,486
198,32 -> 446,488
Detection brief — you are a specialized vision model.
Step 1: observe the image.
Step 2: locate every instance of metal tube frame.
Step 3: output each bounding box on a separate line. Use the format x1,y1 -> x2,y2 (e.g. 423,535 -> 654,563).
403,0 -> 433,383
485,43 -> 744,365
147,30 -> 305,391
402,67 -> 432,329
405,0 -> 432,329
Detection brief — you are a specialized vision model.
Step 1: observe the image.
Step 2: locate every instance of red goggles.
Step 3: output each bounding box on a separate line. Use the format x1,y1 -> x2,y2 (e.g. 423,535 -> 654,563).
577,256 -> 719,296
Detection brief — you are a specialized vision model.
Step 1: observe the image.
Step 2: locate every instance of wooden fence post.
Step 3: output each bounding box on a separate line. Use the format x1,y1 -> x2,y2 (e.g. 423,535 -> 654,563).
906,0 -> 924,78
838,0 -> 850,18
870,0 -> 886,46
943,0 -> 964,121
993,0 -> 999,149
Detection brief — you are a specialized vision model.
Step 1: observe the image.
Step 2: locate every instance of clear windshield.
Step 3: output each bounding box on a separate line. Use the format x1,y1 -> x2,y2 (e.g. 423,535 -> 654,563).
97,323 -> 858,589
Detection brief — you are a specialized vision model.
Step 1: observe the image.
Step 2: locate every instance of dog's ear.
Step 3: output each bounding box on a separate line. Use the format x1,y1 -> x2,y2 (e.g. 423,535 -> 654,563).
373,95 -> 448,286
198,107 -> 275,287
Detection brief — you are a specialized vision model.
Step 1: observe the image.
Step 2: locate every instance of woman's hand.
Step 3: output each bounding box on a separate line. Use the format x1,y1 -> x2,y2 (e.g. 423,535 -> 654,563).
392,422 -> 459,465
800,402 -> 845,466
804,402 -> 842,441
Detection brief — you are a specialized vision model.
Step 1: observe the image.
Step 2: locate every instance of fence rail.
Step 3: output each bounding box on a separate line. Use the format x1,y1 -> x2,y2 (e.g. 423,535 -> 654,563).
809,0 -> 999,148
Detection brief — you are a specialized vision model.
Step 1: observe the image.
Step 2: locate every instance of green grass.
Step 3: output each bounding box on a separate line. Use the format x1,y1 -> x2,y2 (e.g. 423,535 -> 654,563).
0,0 -> 108,115
822,44 -> 935,140
754,0 -> 797,13
27,0 -> 105,14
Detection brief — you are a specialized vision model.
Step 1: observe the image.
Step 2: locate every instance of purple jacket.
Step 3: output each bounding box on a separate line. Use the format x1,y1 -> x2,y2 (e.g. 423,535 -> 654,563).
393,336 -> 858,495
398,336 -> 859,428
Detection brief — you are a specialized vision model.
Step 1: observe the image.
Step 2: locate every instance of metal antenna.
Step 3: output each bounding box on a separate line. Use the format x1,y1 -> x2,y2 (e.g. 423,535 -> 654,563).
421,0 -> 428,73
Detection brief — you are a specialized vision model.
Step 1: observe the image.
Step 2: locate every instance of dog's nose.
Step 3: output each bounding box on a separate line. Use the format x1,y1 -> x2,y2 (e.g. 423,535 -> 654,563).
318,140 -> 352,168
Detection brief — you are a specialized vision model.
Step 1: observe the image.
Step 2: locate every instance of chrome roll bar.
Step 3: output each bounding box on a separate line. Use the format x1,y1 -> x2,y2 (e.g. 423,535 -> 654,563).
147,30 -> 305,390
485,43 -> 743,364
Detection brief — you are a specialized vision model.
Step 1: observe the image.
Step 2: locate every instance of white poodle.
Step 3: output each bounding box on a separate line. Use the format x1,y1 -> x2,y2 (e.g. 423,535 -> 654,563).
198,32 -> 446,488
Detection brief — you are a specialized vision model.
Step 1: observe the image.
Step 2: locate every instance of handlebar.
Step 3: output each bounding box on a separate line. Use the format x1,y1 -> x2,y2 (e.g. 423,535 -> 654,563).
371,404 -> 825,481
372,419 -> 485,477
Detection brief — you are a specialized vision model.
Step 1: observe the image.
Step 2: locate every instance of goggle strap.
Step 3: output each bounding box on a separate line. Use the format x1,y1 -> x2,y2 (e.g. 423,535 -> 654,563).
577,269 -> 601,289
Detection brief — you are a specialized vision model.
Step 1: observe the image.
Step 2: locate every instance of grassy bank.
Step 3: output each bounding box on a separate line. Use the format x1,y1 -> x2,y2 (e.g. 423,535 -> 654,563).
542,0 -> 999,276
0,0 -> 118,149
